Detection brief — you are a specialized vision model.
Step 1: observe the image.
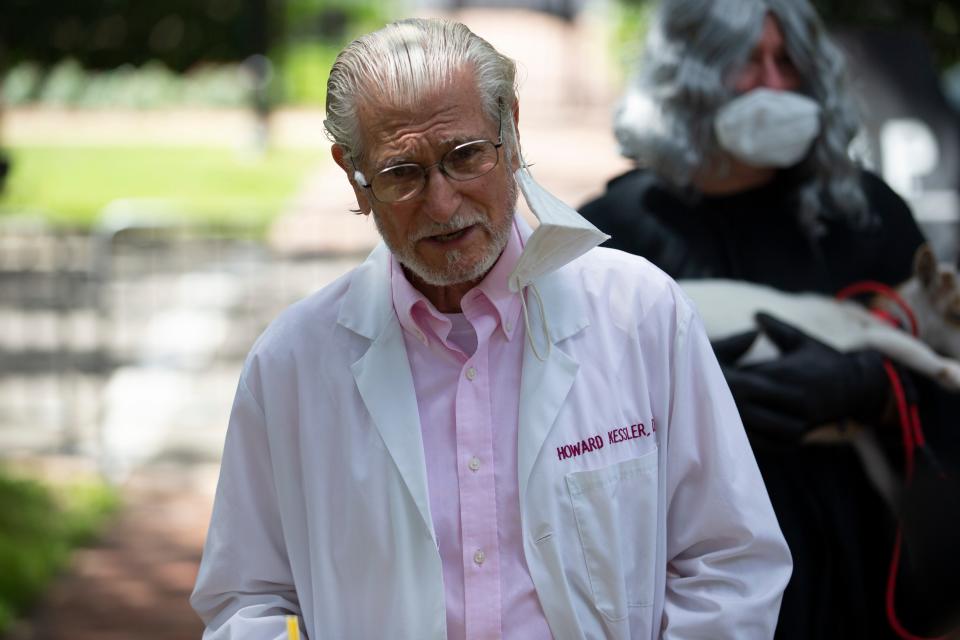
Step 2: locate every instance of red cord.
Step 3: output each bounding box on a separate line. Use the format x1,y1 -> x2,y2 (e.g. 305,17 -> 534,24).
836,281 -> 919,337
910,405 -> 926,449
884,361 -> 916,480
880,360 -> 945,640
833,285 -> 941,638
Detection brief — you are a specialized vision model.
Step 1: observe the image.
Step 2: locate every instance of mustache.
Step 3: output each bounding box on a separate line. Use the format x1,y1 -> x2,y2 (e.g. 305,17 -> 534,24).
412,212 -> 490,241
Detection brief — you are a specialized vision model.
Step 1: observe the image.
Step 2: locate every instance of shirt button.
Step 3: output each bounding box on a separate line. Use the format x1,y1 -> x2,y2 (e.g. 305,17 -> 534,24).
465,366 -> 477,381
505,321 -> 513,332
468,456 -> 481,472
473,549 -> 486,566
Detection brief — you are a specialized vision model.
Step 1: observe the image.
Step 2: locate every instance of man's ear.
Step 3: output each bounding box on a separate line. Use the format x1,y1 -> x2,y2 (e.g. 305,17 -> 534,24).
331,144 -> 371,215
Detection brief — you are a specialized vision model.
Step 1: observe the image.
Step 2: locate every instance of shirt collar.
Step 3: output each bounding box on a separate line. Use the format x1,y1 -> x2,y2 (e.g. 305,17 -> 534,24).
390,215 -> 524,346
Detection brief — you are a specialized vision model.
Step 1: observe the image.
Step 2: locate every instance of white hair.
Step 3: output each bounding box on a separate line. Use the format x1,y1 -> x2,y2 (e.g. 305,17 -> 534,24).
616,0 -> 869,235
324,18 -> 518,165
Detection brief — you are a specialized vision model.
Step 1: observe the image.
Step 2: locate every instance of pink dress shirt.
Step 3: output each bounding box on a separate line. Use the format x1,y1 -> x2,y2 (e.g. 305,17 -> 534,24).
390,218 -> 554,640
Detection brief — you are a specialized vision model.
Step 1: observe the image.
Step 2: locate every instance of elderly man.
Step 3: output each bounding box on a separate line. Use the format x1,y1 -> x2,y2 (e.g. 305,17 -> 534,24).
191,18 -> 791,639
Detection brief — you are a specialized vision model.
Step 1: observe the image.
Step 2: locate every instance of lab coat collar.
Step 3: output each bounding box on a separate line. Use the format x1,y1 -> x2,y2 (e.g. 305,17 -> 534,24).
337,241 -> 393,340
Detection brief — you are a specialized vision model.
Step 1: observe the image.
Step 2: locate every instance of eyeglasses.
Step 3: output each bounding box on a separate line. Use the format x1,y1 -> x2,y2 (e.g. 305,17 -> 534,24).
354,110 -> 504,204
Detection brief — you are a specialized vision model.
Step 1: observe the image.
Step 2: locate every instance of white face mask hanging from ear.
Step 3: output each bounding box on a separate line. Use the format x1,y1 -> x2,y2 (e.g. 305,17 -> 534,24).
509,167 -> 611,293
714,88 -> 822,168
504,113 -> 610,360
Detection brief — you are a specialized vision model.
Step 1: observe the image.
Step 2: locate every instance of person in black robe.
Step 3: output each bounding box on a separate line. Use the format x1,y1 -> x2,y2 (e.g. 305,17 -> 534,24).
580,0 -> 960,637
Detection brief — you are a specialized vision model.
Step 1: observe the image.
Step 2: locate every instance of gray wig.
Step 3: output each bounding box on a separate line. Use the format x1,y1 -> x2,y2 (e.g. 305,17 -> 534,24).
616,0 -> 869,233
324,18 -> 518,165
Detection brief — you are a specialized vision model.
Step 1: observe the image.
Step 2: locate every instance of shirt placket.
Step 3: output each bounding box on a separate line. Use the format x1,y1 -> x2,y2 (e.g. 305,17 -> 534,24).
455,311 -> 502,640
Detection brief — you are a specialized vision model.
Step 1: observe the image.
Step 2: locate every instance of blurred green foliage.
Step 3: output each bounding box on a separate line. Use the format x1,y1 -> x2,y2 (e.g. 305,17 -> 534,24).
1,0 -> 396,108
0,466 -> 119,635
278,1 -> 396,106
2,0 -> 273,71
608,1 -> 655,82
0,0 -> 265,108
4,0 -> 958,107
280,42 -> 341,106
1,145 -> 321,232
2,60 -> 254,109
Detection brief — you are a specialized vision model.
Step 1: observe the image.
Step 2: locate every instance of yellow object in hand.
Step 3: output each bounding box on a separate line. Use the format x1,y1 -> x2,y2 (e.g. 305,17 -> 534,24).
286,615 -> 300,640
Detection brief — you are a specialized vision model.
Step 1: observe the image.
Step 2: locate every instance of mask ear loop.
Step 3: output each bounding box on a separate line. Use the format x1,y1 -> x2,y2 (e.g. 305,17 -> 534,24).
516,279 -> 552,362
503,98 -> 552,362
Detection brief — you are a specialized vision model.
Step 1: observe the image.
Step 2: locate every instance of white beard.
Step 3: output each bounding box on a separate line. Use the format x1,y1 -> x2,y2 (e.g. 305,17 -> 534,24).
373,182 -> 517,287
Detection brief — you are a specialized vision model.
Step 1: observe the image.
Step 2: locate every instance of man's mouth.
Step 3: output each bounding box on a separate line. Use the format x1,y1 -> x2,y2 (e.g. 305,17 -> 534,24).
427,225 -> 473,242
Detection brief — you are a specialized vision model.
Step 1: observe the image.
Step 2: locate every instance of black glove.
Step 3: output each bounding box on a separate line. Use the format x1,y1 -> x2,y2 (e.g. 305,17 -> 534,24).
712,313 -> 890,442
712,327 -> 807,442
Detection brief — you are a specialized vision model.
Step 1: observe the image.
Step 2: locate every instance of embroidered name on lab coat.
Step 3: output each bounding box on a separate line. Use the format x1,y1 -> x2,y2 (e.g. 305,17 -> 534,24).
556,420 -> 655,460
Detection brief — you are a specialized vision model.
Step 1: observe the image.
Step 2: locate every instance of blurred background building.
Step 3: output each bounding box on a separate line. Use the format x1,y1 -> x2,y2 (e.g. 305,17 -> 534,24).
0,0 -> 957,637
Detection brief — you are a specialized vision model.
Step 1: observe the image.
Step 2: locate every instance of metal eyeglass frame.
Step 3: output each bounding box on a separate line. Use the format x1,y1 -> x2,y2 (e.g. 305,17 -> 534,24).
352,104 -> 504,204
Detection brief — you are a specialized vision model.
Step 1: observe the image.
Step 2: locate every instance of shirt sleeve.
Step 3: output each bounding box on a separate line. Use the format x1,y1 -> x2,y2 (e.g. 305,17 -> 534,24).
661,298 -> 793,639
190,371 -> 302,639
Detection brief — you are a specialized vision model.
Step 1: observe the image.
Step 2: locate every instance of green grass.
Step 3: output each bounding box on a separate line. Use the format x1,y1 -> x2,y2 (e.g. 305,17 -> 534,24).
0,466 -> 120,634
0,145 -> 323,233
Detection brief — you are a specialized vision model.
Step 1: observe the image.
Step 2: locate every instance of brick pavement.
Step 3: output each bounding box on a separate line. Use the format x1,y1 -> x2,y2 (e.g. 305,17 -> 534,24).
6,464 -> 217,640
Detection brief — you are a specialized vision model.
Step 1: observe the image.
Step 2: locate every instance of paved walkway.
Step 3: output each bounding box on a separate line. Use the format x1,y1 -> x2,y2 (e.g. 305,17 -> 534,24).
7,463 -> 217,640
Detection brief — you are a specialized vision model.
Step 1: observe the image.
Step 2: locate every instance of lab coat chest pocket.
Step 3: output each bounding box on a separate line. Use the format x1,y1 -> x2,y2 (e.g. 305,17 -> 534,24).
564,448 -> 658,622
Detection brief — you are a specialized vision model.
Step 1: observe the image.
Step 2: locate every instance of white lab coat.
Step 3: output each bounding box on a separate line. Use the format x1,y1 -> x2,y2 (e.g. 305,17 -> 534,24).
191,238 -> 792,639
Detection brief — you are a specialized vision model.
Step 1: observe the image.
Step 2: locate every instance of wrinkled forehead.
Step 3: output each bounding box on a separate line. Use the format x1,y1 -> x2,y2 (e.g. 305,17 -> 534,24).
354,69 -> 497,160
354,77 -> 450,129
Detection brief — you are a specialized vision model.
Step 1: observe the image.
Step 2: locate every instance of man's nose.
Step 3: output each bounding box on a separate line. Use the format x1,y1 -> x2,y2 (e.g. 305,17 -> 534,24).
420,165 -> 462,222
759,56 -> 790,91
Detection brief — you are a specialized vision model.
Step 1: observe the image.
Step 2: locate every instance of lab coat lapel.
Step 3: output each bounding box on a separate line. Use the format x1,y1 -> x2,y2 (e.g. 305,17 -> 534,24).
341,244 -> 435,543
517,266 -> 589,502
515,263 -> 592,640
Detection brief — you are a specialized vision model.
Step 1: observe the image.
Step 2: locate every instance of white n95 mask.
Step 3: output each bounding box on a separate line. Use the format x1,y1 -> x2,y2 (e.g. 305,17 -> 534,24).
714,88 -> 822,168
508,166 -> 610,293
508,164 -> 610,361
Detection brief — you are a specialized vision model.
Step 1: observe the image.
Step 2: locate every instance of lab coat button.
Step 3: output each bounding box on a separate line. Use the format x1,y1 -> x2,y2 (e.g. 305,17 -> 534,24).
473,549 -> 485,566
465,367 -> 477,381
468,456 -> 481,472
